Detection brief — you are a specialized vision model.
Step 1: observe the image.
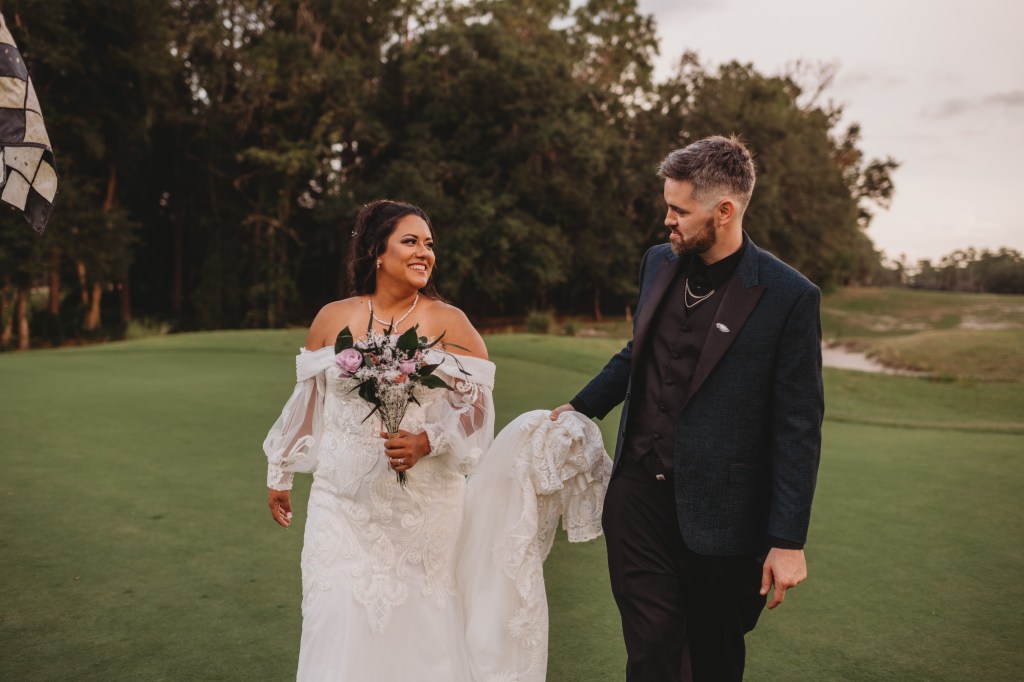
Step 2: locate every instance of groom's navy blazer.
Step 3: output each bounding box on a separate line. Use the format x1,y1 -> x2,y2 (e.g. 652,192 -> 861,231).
574,234 -> 823,555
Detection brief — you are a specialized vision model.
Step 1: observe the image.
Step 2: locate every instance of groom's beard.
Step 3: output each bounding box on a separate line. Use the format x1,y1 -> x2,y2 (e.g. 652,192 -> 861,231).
670,216 -> 717,256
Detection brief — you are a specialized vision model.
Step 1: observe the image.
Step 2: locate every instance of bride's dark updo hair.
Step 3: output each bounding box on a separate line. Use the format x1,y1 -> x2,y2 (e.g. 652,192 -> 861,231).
347,199 -> 443,299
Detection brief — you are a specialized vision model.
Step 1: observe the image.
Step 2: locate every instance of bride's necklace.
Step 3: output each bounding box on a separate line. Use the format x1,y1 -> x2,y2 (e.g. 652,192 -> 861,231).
683,278 -> 715,309
368,293 -> 419,331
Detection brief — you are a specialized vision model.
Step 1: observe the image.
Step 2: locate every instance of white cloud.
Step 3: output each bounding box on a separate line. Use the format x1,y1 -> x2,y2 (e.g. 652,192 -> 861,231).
922,90 -> 1024,119
837,69 -> 906,91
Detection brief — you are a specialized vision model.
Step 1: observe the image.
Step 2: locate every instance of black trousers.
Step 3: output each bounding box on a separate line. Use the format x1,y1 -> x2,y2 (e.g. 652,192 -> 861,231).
602,459 -> 766,682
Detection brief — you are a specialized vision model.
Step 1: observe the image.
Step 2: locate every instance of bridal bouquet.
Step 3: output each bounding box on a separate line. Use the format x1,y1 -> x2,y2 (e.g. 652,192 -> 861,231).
334,321 -> 457,485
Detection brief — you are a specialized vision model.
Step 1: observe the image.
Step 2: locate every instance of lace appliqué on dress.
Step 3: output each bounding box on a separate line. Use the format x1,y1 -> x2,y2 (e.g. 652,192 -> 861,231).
297,367 -> 486,635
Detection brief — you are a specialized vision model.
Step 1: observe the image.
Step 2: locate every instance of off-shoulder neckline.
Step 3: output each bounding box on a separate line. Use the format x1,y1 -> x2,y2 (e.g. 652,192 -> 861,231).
297,344 -> 496,374
300,344 -> 492,363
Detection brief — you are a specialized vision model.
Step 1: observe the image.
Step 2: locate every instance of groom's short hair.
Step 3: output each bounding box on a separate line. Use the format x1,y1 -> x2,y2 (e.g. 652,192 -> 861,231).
658,136 -> 756,209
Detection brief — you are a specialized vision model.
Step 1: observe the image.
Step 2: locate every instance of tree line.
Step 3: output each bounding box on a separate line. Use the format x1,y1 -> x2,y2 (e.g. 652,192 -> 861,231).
883,248 -> 1024,294
0,0 -> 898,350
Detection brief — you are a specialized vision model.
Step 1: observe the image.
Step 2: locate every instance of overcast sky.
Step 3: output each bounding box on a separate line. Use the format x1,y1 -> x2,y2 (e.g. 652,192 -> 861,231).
637,0 -> 1024,262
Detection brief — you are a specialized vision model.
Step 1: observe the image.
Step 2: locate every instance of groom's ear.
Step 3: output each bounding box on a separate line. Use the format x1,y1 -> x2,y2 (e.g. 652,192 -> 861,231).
716,197 -> 738,225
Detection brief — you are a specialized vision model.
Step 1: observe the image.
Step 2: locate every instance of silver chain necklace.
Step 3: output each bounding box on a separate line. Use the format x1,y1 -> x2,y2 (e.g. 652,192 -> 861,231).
683,278 -> 715,309
368,293 -> 419,330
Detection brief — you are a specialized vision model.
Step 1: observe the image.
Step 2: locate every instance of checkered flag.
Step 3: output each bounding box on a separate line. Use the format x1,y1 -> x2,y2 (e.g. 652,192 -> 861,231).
0,12 -> 56,234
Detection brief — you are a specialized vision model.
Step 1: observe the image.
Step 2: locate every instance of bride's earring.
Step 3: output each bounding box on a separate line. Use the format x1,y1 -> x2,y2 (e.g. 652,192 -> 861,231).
376,258 -> 382,270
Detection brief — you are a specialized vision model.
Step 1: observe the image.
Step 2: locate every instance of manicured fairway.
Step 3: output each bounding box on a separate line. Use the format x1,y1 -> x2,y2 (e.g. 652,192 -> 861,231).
1,331 -> 1021,680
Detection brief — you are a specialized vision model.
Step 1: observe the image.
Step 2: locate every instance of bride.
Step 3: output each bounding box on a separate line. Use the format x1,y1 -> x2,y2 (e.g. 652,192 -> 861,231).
263,199 -> 610,681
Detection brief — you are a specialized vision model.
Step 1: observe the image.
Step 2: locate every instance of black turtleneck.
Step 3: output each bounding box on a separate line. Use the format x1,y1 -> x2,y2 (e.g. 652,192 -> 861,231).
685,240 -> 746,302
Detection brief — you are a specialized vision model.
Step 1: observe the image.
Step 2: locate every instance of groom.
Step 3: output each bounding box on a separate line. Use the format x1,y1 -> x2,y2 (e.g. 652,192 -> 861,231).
552,136 -> 823,681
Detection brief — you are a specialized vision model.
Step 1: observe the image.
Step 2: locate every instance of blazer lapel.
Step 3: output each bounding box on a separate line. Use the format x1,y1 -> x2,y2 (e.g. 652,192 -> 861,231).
630,250 -> 682,372
685,238 -> 765,404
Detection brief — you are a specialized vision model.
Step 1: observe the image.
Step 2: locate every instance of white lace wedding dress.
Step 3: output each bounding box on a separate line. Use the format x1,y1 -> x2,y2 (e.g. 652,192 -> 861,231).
264,346 -> 611,682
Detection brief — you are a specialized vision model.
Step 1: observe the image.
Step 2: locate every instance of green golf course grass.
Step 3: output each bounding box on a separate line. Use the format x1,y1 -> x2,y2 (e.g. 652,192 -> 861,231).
1,330 -> 1022,680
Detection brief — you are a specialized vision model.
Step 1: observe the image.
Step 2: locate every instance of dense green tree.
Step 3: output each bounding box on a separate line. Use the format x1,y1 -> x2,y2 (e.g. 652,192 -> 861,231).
356,0 -> 658,315
2,0 -> 175,340
159,0 -> 414,328
0,0 -> 911,349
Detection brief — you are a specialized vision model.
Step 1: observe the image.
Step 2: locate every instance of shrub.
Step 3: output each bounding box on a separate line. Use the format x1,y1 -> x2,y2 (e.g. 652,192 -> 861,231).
125,318 -> 172,340
525,311 -> 553,334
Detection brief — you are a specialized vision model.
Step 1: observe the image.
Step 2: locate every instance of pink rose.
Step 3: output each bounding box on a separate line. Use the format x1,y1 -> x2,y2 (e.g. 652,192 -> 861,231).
393,373 -> 408,385
335,348 -> 364,376
398,359 -> 416,375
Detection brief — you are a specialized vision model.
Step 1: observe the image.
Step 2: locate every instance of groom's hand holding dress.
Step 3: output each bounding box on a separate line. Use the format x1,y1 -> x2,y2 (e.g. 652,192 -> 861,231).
549,404 -> 575,421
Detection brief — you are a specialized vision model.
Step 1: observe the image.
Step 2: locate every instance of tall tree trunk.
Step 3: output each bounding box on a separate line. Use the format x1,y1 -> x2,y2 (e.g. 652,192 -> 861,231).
16,281 -> 29,351
265,227 -> 275,328
76,260 -> 89,305
85,282 -> 103,331
337,246 -> 347,299
1,275 -> 11,348
276,235 -> 287,325
172,210 -> 183,316
208,157 -> 223,328
104,163 -> 117,212
48,250 -> 61,314
83,163 -> 119,333
593,286 -> 603,321
120,268 -> 131,324
276,200 -> 290,326
212,225 -> 223,328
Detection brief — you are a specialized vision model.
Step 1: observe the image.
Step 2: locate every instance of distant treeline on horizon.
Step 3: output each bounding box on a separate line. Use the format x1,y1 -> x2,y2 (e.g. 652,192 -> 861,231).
0,0 -> 949,351
892,248 -> 1024,294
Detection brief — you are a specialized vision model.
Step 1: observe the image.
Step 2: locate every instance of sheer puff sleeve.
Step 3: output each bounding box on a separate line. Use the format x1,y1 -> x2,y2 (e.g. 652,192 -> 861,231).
262,347 -> 335,491
420,351 -> 497,476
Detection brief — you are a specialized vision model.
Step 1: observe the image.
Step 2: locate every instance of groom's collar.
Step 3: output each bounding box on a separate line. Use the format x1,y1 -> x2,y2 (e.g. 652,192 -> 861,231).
734,232 -> 760,288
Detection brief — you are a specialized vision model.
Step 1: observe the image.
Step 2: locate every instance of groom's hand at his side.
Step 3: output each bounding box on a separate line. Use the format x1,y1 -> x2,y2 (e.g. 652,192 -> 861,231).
760,547 -> 807,609
549,404 -> 576,421
268,488 -> 293,529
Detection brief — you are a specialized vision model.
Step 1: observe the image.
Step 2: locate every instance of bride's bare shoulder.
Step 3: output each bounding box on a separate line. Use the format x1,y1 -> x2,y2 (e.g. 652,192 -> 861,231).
306,297 -> 365,350
425,300 -> 488,360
